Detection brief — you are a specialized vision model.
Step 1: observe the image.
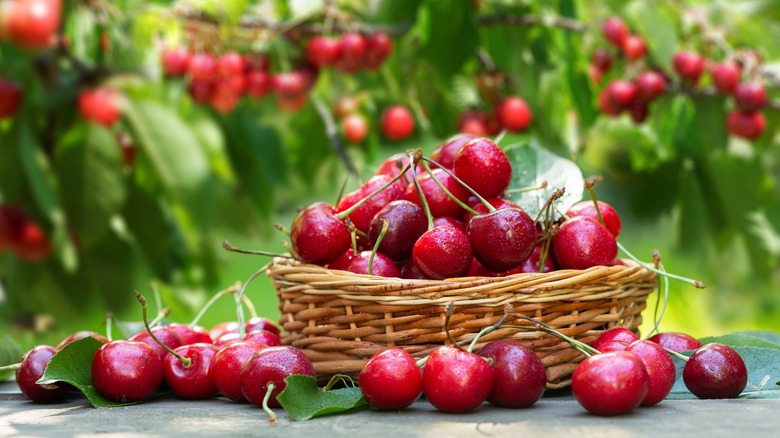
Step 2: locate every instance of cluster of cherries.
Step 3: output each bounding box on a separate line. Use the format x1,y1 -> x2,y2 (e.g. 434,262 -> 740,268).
0,204 -> 52,263
333,96 -> 416,145
290,133 -> 621,281
593,16 -> 770,141
457,95 -> 534,137
305,31 -> 392,73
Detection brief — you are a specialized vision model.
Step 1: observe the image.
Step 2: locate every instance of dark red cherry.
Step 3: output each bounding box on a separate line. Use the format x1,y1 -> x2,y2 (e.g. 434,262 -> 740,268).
405,168 -> 470,218
591,48 -> 612,72
648,332 -> 701,352
243,329 -> 282,347
345,250 -> 401,277
337,33 -> 367,73
602,17 -> 629,46
368,200 -> 428,261
517,243 -> 556,273
606,80 -> 637,110
210,341 -> 267,402
726,110 -> 766,140
711,63 -> 741,94
553,216 -> 617,270
635,71 -> 666,103
566,200 -> 622,238
290,202 -> 351,265
625,339 -> 676,406
363,32 -> 393,70
572,351 -> 648,416
336,175 -> 405,234
683,343 -> 747,399
381,105 -> 415,141
246,70 -> 272,99
359,348 -> 422,410
478,340 -> 546,408
467,207 -> 536,272
56,331 -> 108,350
240,346 -> 315,408
166,323 -> 212,345
422,346 -> 493,413
429,133 -> 477,170
16,345 -> 67,403
91,340 -> 164,403
163,343 -> 220,399
128,326 -> 184,361
592,327 -> 639,353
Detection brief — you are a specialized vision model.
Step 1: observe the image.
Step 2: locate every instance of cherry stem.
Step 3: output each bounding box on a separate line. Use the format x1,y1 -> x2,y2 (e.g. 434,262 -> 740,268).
510,313 -> 600,357
105,313 -> 114,342
135,291 -> 191,368
616,241 -> 706,288
505,179 -> 547,194
645,250 -> 670,340
235,263 -> 271,338
409,151 -> 434,230
419,160 -> 479,216
535,187 -> 566,223
465,304 -> 514,352
665,348 -> 690,362
0,363 -> 21,371
274,223 -> 291,237
222,240 -> 293,258
150,282 -> 163,320
262,383 -> 278,426
324,374 -> 356,391
149,307 -> 170,327
368,220 -> 389,275
335,162 -> 412,221
494,128 -> 508,145
421,157 -> 495,213
242,294 -> 259,319
443,302 -> 461,350
189,282 -> 241,327
584,177 -> 607,227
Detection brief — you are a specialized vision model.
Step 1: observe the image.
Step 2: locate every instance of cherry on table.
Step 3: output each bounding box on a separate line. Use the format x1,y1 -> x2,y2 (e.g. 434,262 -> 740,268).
648,331 -> 701,352
478,340 -> 546,408
210,340 -> 268,402
571,350 -> 648,416
16,345 -> 67,403
91,340 -> 164,403
245,316 -> 281,337
128,326 -> 184,361
240,346 -> 316,408
592,327 -> 639,353
683,343 -> 747,399
625,339 -> 676,406
422,345 -> 493,413
164,343 -> 220,400
56,330 -> 108,350
359,348 -> 422,410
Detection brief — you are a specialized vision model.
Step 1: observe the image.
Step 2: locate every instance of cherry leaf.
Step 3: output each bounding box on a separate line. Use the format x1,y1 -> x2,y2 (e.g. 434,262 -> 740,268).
277,375 -> 367,421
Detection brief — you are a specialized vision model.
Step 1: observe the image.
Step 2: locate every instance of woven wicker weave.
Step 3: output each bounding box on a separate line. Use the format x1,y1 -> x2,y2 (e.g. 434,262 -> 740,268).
269,257 -> 657,389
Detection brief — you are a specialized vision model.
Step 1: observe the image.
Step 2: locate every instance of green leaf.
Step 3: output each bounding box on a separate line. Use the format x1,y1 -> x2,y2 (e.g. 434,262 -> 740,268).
419,0 -> 478,77
626,3 -> 678,72
698,333 -> 780,350
504,139 -> 584,219
370,0 -> 421,25
277,375 -> 367,421
122,180 -> 173,281
0,335 -> 24,381
37,337 -> 132,407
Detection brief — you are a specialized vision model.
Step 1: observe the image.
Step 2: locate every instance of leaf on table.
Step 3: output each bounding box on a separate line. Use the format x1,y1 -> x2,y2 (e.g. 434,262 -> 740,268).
0,335 -> 24,381
277,375 -> 367,421
698,333 -> 780,350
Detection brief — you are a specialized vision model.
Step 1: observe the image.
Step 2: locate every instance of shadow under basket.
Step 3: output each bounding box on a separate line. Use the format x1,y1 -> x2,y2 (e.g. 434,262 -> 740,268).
268,257 -> 657,389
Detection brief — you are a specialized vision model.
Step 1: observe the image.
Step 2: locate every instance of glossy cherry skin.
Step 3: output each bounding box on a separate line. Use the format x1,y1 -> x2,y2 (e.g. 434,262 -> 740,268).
359,348 -> 421,410
56,331 -> 108,350
16,345 -> 67,403
726,110 -> 766,140
429,133 -> 476,170
566,201 -> 621,239
422,346 -> 493,413
673,51 -> 707,84
336,175 -> 405,234
648,332 -> 701,352
245,70 -> 272,99
412,225 -> 473,280
243,329 -> 282,347
734,82 -> 767,112
162,47 -> 191,77
621,34 -> 647,60
380,105 -> 415,140
187,53 -> 217,81
405,168 -> 470,218
0,77 -> 23,120
571,351 -> 649,416
453,137 -> 512,199
625,339 -> 676,406
342,113 -> 368,144
683,343 -> 747,399
78,88 -> 121,127
374,152 -> 413,187
166,323 -> 213,345
7,0 -> 61,50
606,80 -> 637,110
291,202 -> 351,265
553,216 -> 617,270
592,327 -> 639,353
711,63 -> 740,94
602,17 -> 628,46
478,341 -> 546,408
273,71 -> 307,111
91,340 -> 164,403
307,36 -> 341,67
209,321 -> 239,342
598,88 -> 622,116
240,346 -> 316,408
496,96 -> 532,132
14,220 -> 52,262
337,32 -> 367,73
210,341 -> 267,402
591,48 -> 612,72
128,326 -> 184,361
363,32 -> 393,70
368,200 -> 428,261
467,207 -> 536,272
245,316 -> 281,337
635,71 -> 666,104
163,343 -> 219,399
345,251 -> 401,277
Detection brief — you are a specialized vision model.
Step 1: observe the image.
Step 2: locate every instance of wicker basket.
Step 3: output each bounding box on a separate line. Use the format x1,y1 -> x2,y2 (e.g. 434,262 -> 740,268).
269,257 -> 657,389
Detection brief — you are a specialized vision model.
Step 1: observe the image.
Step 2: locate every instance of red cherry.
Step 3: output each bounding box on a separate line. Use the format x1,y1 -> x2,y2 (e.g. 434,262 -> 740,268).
188,53 -> 217,82
598,89 -> 622,116
734,82 -> 767,112
380,105 -> 415,140
0,76 -> 23,120
187,79 -> 214,104
412,225 -> 473,280
15,220 -> 52,262
591,48 -> 612,72
163,343 -> 220,399
683,343 -> 747,399
360,348 -> 421,410
209,84 -> 240,114
162,47 -> 191,77
363,32 -> 393,70
605,80 -> 637,110
16,345 -> 67,403
726,110 -> 766,140
0,205 -> 25,252
336,174 -> 405,234
478,340 -> 546,408
7,0 -> 61,50
602,17 -> 629,47
566,200 -> 622,238
245,70 -> 272,99
128,326 -> 184,362
592,327 -> 639,353
342,113 -> 368,144
243,329 -> 282,347
648,331 -> 702,352
628,102 -> 648,124
78,88 -> 121,126
404,168 -> 469,218
621,34 -> 647,60
166,323 -> 212,345
374,152 -> 413,187
290,202 -> 351,265
429,133 -> 477,169
553,216 -> 617,270
625,339 -> 677,406
453,137 -> 512,199
337,33 -> 367,73
634,71 -> 666,103
240,346 -> 315,408
368,200 -> 428,261
572,351 -> 649,416
307,36 -> 341,67
496,96 -> 532,132
273,71 -> 307,111
56,331 -> 108,350
459,117 -> 489,136
711,63 -> 741,94
467,207 -> 536,272
210,341 -> 267,402
345,251 -> 401,277
216,51 -> 245,78
673,51 -> 707,84
245,316 -> 281,337
209,321 -> 239,342
422,346 -> 493,413
91,340 -> 164,403
517,243 -> 556,274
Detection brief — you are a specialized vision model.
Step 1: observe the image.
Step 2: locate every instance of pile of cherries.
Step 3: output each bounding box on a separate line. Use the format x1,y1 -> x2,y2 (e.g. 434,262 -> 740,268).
0,204 -> 52,263
305,31 -> 393,73
290,133 -> 622,281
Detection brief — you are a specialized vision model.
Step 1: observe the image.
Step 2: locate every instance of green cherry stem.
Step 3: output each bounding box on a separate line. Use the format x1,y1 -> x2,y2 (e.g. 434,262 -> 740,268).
505,180 -> 548,194
368,220 -> 390,275
584,177 -> 607,227
135,291 -> 191,368
419,160 -> 479,216
494,128 -> 508,145
617,241 -> 706,288
189,282 -> 241,327
645,250 -> 669,340
665,348 -> 690,362
148,307 -> 170,327
235,263 -> 272,339
0,363 -> 21,371
105,313 -> 114,342
334,161 -> 412,221
510,313 -> 600,357
222,240 -> 294,258
262,382 -> 278,426
421,157 -> 495,213
409,150 -> 434,230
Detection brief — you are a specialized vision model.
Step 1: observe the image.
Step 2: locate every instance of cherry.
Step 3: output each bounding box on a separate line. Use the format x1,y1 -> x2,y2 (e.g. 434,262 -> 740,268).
602,17 -> 629,47
683,343 -> 747,399
15,219 -> 52,262
214,332 -> 242,347
422,345 -> 493,413
734,82 -> 767,112
91,340 -> 164,403
7,0 -> 61,50
478,340 -> 546,408
625,339 -> 676,406
553,216 -> 617,270
467,207 -> 536,272
240,346 -> 316,408
429,133 -> 476,170
245,70 -> 272,99
342,113 -> 368,144
726,110 -> 766,140
458,112 -> 489,136
648,331 -> 701,352
592,327 -> 639,353
166,323 -> 213,345
290,202 -> 351,265
571,351 -> 648,416
591,48 -> 612,72
216,51 -> 245,78
673,51 -> 707,84
496,96 -> 532,132
326,248 -> 357,271
16,345 -> 67,403
273,71 -> 307,111
634,71 -> 666,103
566,200 -> 622,238
56,330 -> 108,350
307,36 -> 341,67
711,62 -> 741,94
381,105 -> 415,141
210,340 -> 267,402
337,33 -> 367,73
188,53 -> 217,81
128,326 -> 184,361
244,54 -> 270,73
163,343 -> 220,399
0,205 -> 24,252
412,225 -> 473,280
161,47 -> 191,77
209,321 -> 239,342
621,34 -> 647,60
400,258 -> 428,279
187,79 -> 214,104
368,200 -> 427,261
588,64 -> 603,85
467,257 -> 502,277
363,32 -> 393,70
0,77 -> 23,120
605,80 -> 637,110
375,152 -> 413,187
245,316 -> 281,337
78,88 -> 121,126
359,348 -> 422,410
209,84 -> 240,114
337,175 -> 405,234
598,89 -> 622,116
432,216 -> 467,234
405,168 -> 470,218
243,329 -> 282,347
517,243 -> 556,274
628,102 -> 648,124
345,251 -> 401,277
453,137 -> 512,199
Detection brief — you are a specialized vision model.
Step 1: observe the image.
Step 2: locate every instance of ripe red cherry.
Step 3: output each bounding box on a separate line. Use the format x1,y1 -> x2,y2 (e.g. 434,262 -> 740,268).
571,351 -> 649,416
726,110 -> 766,140
566,200 -> 622,238
0,205 -> 24,252
240,346 -> 316,408
422,346 -> 493,413
307,36 -> 341,67
342,113 -> 368,144
634,71 -> 666,103
496,96 -> 532,131
78,88 -> 121,126
628,102 -> 648,124
363,32 -> 393,70
0,77 -> 23,120
734,82 -> 767,112
605,80 -> 637,110
374,152 -> 413,186
478,341 -> 546,408
592,327 -> 639,353
290,202 -> 351,265
648,331 -> 701,352
467,207 -> 536,272
273,71 -> 307,111
16,345 -> 67,403
245,70 -> 272,99
598,89 -> 622,116
405,168 -> 470,218
711,63 -> 740,94
209,84 -> 240,114
56,330 -> 108,350
217,51 -> 245,78
336,174 -> 405,234
602,17 -> 629,46
15,220 -> 52,262
345,251 -> 401,277
683,343 -> 747,399
381,105 -> 415,141
413,225 -> 473,280
163,343 -> 220,399
458,114 -> 489,136
245,316 -> 281,337
429,133 -> 476,169
337,33 -> 367,73
453,137 -> 512,199
7,0 -> 61,50
621,34 -> 647,60
243,329 -> 282,347
91,340 -> 164,403
673,51 -> 707,84
553,216 -> 617,270
188,53 -> 217,81
161,47 -> 190,77
128,326 -> 184,361
210,340 -> 267,402
368,200 -> 428,261
360,348 -> 421,410
166,323 -> 212,345
517,243 -> 556,274
625,339 -> 676,406
209,321 -> 239,342
591,48 -> 612,72
187,79 -> 213,104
